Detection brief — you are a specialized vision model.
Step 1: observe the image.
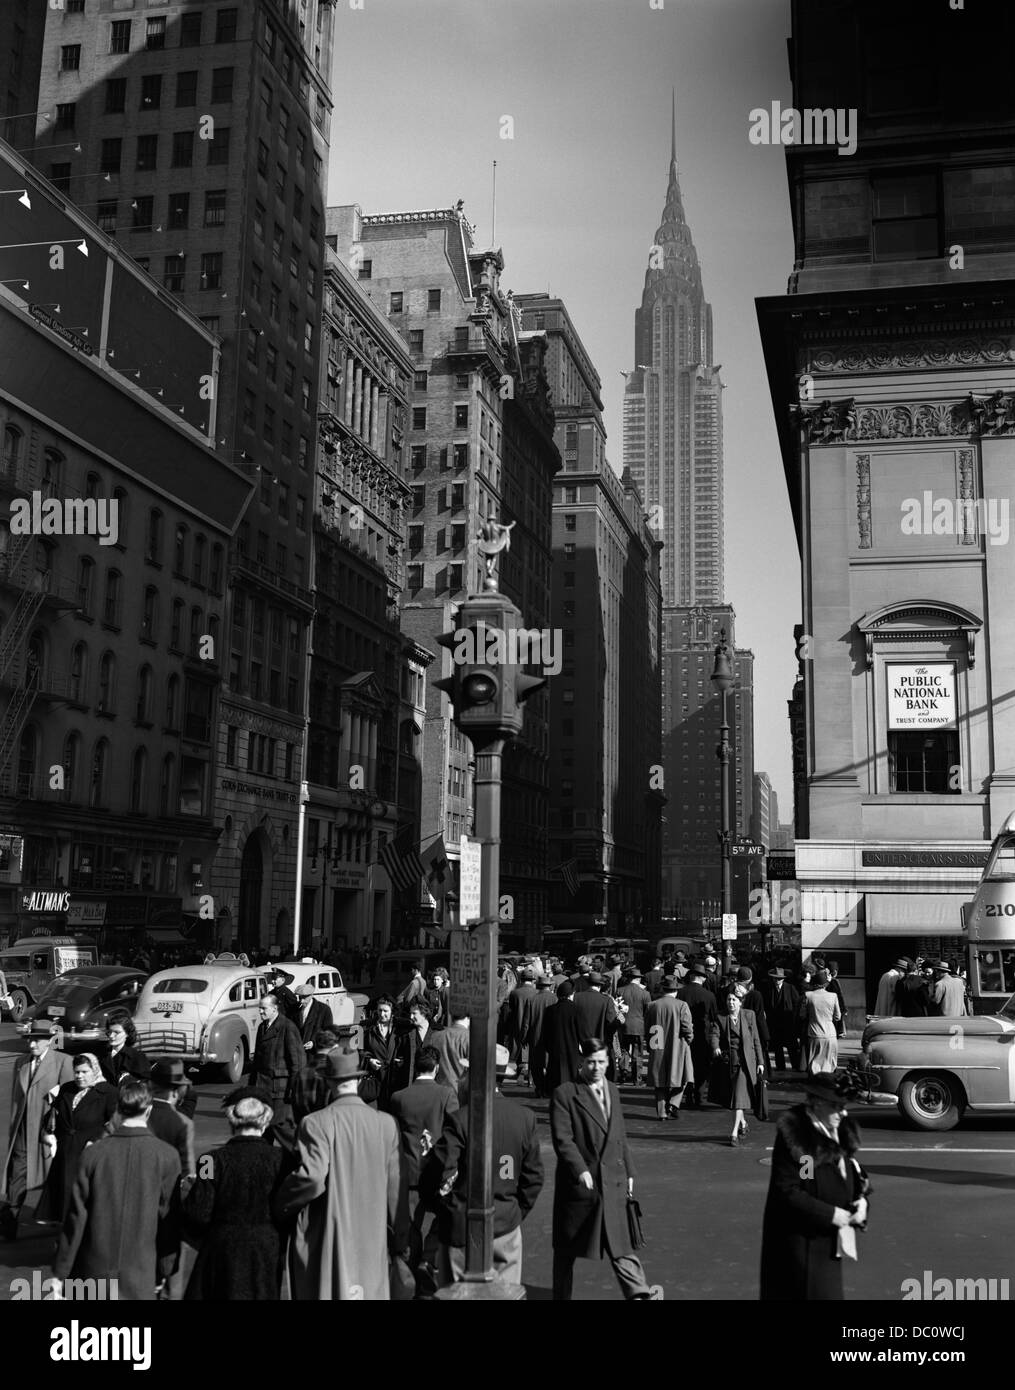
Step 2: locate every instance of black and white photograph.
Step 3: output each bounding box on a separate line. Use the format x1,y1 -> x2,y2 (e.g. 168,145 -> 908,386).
0,0 -> 1011,1355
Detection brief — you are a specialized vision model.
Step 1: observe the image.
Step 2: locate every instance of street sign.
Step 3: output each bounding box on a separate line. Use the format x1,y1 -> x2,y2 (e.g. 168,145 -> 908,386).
450,929 -> 495,1019
731,841 -> 765,858
459,835 -> 482,924
766,855 -> 796,880
721,913 -> 738,940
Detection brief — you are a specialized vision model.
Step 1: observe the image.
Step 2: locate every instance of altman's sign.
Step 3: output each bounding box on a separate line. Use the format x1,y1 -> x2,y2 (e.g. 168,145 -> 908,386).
887,663 -> 956,730
21,890 -> 71,912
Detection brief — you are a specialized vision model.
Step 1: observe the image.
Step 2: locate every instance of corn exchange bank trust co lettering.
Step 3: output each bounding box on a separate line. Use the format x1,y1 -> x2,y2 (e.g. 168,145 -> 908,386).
219,779 -> 299,803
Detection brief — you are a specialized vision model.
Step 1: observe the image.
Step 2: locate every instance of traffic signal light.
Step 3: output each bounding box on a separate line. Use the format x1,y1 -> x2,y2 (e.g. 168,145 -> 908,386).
433,593 -> 549,741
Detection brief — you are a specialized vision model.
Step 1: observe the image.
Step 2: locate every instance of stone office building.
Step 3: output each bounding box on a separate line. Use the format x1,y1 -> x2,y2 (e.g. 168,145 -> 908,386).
757,0 -> 1015,1011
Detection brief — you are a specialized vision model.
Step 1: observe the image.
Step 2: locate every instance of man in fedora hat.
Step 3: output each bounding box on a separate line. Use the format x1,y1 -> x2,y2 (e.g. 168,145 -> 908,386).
249,990 -> 304,1141
425,1044 -> 544,1289
145,1058 -> 196,1300
275,1047 -> 408,1300
573,973 -> 618,1079
617,968 -> 651,1086
929,960 -> 971,1018
266,967 -> 301,1024
873,958 -> 909,1017
1,1020 -> 74,1240
758,966 -> 801,1072
294,983 -> 334,1050
677,964 -> 718,1107
895,958 -> 931,1017
527,974 -> 558,1099
388,1044 -> 458,1285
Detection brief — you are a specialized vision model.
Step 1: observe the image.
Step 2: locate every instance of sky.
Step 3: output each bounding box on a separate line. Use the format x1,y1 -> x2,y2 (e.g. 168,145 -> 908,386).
329,0 -> 798,820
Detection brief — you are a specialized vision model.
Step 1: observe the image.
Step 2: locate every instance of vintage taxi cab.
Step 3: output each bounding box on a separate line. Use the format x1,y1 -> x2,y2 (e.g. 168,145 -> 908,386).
852,996 -> 1015,1130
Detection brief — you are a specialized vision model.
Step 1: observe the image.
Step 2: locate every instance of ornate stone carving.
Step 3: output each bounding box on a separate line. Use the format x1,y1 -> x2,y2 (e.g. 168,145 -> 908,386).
804,338 -> 1015,374
957,449 -> 976,545
797,396 -> 988,442
792,398 -> 855,443
963,390 -> 1015,435
856,454 -> 871,548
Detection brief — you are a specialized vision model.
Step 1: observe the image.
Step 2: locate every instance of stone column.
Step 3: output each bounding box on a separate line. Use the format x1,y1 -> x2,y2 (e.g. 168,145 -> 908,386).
370,383 -> 381,452
368,717 -> 378,793
352,363 -> 363,434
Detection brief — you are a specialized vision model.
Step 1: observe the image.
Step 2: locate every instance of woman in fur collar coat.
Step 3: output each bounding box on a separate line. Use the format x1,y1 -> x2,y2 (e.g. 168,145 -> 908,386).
760,1072 -> 871,1300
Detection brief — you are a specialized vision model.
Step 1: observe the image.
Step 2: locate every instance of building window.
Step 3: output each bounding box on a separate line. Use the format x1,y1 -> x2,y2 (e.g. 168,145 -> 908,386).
75,557 -> 94,616
109,20 -> 130,54
55,103 -> 76,130
130,748 -> 148,813
257,139 -> 269,177
358,259 -> 372,281
60,44 -> 81,71
298,436 -> 309,470
414,371 -> 428,393
888,730 -> 959,794
408,329 -> 424,357
136,134 -> 158,172
131,196 -> 153,231
145,16 -> 166,50
140,586 -> 158,640
163,254 -> 185,293
49,163 -> 71,193
261,79 -> 273,121
97,651 -> 116,712
135,666 -> 153,723
872,174 -> 940,262
104,78 -> 127,114
207,127 -> 231,166
412,407 -> 427,431
211,67 -> 234,103
451,483 -> 465,511
427,288 -> 441,312
200,252 -> 223,290
216,8 -> 238,43
62,731 -> 80,800
90,741 -> 109,808
174,70 -> 198,108
389,291 -> 403,313
301,378 -> 311,412
162,191 -> 188,230
209,544 -> 224,594
145,508 -> 163,563
140,74 -> 162,109
407,563 -> 423,591
180,11 -> 201,46
564,514 -> 576,532
454,404 -> 468,429
171,130 -> 194,167
96,200 -> 117,235
102,570 -> 121,627
159,755 -> 174,816
99,138 -> 122,176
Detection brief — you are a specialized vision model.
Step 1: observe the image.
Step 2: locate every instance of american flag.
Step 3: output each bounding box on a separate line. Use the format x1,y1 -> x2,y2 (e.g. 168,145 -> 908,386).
554,858 -> 580,896
379,829 -> 425,895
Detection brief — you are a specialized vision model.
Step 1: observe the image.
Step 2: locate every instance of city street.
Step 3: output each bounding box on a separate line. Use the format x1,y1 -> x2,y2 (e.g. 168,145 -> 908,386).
2,1024 -> 1011,1302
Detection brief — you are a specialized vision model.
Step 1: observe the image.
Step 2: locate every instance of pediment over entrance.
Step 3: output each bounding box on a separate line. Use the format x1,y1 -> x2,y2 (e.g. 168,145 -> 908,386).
856,600 -> 982,670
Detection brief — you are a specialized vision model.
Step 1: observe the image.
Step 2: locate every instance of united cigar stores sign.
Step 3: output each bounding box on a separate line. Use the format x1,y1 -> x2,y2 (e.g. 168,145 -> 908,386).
887,663 -> 956,730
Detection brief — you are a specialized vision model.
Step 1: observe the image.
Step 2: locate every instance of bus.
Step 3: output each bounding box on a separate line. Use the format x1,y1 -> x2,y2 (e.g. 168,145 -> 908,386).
962,810 -> 1015,1012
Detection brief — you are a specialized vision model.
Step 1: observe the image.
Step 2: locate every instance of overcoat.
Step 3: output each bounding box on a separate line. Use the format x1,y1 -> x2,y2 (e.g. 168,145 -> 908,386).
645,994 -> 694,1088
550,1079 -> 635,1261
360,1019 -> 407,1108
526,990 -> 557,1051
99,1044 -> 150,1087
430,1021 -> 470,1093
3,1046 -> 75,1199
617,982 -> 651,1037
503,982 -> 536,1048
760,1107 -> 866,1301
296,999 -> 334,1046
708,1009 -> 767,1107
183,1136 -> 285,1300
40,1079 -> 119,1220
248,1015 -> 304,1101
53,1127 -> 181,1300
274,1095 -> 405,1300
388,1078 -> 459,1188
678,981 -> 719,1081
544,998 -> 582,1092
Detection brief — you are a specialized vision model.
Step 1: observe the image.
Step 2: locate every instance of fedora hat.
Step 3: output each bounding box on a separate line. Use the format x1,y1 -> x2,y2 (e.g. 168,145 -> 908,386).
460,1043 -> 517,1079
588,971 -> 604,986
323,1048 -> 367,1083
151,1058 -> 187,1088
767,966 -> 785,979
688,963 -> 706,979
930,960 -> 951,974
26,1019 -> 61,1039
892,957 -> 910,971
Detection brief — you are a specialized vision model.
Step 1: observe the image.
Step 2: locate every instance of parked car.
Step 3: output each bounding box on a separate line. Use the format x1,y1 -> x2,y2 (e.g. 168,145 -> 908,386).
849,994 -> 1015,1130
14,967 -> 147,1047
0,937 -> 100,1022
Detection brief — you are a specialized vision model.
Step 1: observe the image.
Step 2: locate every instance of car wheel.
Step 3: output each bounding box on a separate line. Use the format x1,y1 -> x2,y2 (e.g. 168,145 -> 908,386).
8,990 -> 30,1022
899,1072 -> 964,1131
219,1038 -> 247,1084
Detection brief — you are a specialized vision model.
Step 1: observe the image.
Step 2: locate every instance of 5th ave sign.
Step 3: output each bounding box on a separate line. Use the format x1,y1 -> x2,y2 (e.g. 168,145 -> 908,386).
731,841 -> 765,857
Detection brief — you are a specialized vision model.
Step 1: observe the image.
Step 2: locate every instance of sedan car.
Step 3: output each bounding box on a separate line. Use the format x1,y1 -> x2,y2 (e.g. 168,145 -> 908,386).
15,967 -> 148,1048
850,994 -> 1015,1130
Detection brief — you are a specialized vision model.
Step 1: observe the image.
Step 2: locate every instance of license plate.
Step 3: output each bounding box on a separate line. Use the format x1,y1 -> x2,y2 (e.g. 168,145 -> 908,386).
47,1005 -> 66,1017
152,1001 -> 183,1013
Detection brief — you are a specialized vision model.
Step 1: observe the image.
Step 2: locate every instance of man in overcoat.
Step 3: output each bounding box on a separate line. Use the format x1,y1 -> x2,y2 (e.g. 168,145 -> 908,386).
645,977 -> 694,1120
544,981 -> 582,1092
758,967 -> 801,1071
294,984 -> 334,1051
389,1044 -> 459,1277
275,1048 -> 407,1299
550,1038 -> 663,1301
248,992 -> 304,1136
503,968 -> 537,1080
1,1020 -> 74,1239
678,964 -> 719,1107
53,1079 -> 181,1300
526,975 -> 558,1098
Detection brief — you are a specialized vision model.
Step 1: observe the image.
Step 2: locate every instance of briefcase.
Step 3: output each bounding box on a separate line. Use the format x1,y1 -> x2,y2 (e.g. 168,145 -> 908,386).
753,1074 -> 769,1121
626,1197 -> 646,1251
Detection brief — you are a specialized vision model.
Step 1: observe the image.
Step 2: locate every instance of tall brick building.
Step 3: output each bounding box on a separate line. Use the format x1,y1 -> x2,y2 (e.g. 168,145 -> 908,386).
517,294 -> 663,934
329,204 -> 559,941
27,0 -> 335,950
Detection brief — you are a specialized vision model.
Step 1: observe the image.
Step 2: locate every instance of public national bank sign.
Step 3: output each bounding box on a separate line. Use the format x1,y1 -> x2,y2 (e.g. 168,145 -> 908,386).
887,663 -> 956,730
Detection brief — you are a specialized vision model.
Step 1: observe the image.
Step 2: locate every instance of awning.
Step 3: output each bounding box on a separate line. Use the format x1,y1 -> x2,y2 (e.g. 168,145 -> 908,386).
865,892 -> 966,936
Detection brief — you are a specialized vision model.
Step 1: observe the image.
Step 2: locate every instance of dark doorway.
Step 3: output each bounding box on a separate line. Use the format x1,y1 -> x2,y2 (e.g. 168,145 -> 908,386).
237,833 -> 264,950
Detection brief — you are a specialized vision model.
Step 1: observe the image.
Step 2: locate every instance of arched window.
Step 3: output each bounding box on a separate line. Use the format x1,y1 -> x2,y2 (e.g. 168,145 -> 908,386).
62,731 -> 80,801
159,753 -> 175,816
90,738 -> 109,808
85,472 -> 101,500
190,606 -> 202,655
42,448 -> 62,498
97,650 -> 116,713
209,543 -> 224,594
130,748 -> 148,813
141,586 -> 158,640
26,630 -> 45,688
2,424 -> 21,475
135,664 -> 153,722
208,613 -> 220,656
192,533 -> 207,585
166,673 -> 180,729
173,524 -> 187,574
17,724 -> 38,796
146,508 -> 163,563
103,568 -> 122,626
76,557 -> 94,617
112,487 -> 127,547
170,599 -> 184,648
69,642 -> 88,703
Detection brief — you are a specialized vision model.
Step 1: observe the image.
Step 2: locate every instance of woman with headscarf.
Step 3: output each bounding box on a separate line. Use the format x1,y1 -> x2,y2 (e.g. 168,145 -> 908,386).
40,1052 -> 118,1219
183,1088 -> 286,1300
799,970 -> 841,1074
709,988 -> 767,1146
760,1071 -> 871,1300
100,1011 -> 151,1086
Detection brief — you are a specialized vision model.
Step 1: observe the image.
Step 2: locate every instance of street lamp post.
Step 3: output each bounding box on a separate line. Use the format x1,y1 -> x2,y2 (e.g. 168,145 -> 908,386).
711,629 -> 734,978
